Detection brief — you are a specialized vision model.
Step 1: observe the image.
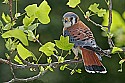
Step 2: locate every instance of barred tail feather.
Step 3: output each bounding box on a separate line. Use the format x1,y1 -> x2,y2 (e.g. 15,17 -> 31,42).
80,48 -> 107,73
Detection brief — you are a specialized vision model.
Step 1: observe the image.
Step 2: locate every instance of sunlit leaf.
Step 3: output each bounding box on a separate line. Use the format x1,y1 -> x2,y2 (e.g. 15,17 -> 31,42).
25,4 -> 38,17
2,12 -> 11,23
85,11 -> 90,18
0,20 -> 3,27
35,0 -> 51,24
102,10 -> 125,46
14,55 -> 23,64
58,56 -> 64,63
17,43 -> 37,60
40,66 -> 45,72
2,23 -> 12,30
119,59 -> 125,64
89,3 -> 99,13
5,53 -> 10,60
23,15 -> 35,26
111,47 -> 123,54
97,8 -> 106,17
39,42 -> 57,56
27,30 -> 35,41
46,66 -> 54,72
47,57 -> 52,63
27,23 -> 40,31
70,69 -> 75,75
122,11 -> 125,19
102,10 -> 125,32
55,35 -> 74,50
75,69 -> 82,73
60,64 -> 68,70
2,0 -> 9,4
2,29 -> 28,46
67,0 -> 80,8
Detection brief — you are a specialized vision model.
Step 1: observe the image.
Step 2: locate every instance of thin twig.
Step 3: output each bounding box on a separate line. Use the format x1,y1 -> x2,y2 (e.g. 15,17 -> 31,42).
35,38 -> 42,46
77,5 -> 107,28
87,18 -> 108,28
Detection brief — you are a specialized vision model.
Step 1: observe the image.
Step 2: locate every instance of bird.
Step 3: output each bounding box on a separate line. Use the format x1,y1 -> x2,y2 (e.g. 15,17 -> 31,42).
62,12 -> 109,73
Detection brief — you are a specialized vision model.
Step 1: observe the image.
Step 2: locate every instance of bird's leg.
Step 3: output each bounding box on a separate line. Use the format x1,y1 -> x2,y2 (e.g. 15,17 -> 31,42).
72,47 -> 79,60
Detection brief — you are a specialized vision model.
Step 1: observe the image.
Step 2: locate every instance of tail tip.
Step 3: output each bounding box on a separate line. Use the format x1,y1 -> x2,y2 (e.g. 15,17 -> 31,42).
85,65 -> 107,74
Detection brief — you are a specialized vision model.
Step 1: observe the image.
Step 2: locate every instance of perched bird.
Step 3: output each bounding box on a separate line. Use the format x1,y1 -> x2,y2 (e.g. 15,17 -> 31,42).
62,12 -> 108,73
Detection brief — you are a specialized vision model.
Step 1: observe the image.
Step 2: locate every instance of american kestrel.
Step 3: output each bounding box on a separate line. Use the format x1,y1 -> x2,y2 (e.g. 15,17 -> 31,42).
62,12 -> 108,73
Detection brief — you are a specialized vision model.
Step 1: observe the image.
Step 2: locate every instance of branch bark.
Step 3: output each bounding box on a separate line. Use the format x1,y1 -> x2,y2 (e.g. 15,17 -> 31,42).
9,0 -> 14,21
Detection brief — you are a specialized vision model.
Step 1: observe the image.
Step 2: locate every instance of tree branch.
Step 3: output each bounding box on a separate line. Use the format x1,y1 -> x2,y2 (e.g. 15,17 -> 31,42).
5,72 -> 42,83
0,57 -> 82,82
9,0 -> 14,21
0,58 -> 82,69
107,0 -> 114,48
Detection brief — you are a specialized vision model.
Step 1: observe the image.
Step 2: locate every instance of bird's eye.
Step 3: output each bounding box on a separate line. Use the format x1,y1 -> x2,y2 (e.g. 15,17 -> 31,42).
70,17 -> 73,21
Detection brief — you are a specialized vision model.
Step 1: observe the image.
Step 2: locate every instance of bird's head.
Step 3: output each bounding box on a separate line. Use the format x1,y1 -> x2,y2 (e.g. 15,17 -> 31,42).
62,12 -> 79,28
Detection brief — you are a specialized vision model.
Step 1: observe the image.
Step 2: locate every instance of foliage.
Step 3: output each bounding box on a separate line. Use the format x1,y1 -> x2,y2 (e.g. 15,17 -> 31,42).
55,35 -> 74,50
0,0 -> 125,82
39,42 -> 57,56
102,10 -> 125,46
67,0 -> 80,8
89,3 -> 106,17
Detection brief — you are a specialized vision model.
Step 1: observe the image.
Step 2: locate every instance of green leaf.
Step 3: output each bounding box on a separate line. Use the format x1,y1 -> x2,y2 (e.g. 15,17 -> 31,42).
28,23 -> 40,31
70,69 -> 75,75
60,64 -> 68,70
118,68 -> 122,72
58,56 -> 64,63
23,15 -> 35,26
119,59 -> 125,64
85,11 -> 91,18
39,42 -> 57,56
89,3 -> 99,13
102,10 -> 125,32
97,8 -> 106,17
2,0 -> 9,4
102,10 -> 125,46
17,43 -> 37,60
14,55 -> 23,64
5,53 -> 10,59
47,57 -> 52,64
5,38 -> 12,50
2,12 -> 11,23
111,47 -> 123,54
27,30 -> 35,41
40,66 -> 45,72
55,35 -> 74,50
122,12 -> 125,20
46,66 -> 54,72
0,20 -> 3,27
2,23 -> 12,30
67,0 -> 80,8
2,29 -> 28,46
35,0 -> 51,24
75,69 -> 82,73
25,4 -> 38,17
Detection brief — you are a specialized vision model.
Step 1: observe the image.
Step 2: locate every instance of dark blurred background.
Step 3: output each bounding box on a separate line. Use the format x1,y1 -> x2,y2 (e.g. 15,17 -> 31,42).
0,0 -> 125,83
